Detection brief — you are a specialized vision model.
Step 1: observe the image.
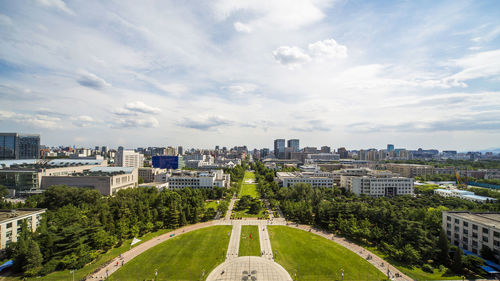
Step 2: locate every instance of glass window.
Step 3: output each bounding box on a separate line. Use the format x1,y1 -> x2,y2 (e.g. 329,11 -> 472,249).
473,224 -> 478,230
463,221 -> 468,227
494,231 -> 500,238
455,219 -> 459,224
483,228 -> 489,234
473,232 -> 478,238
483,236 -> 489,243
463,229 -> 468,235
6,222 -> 12,228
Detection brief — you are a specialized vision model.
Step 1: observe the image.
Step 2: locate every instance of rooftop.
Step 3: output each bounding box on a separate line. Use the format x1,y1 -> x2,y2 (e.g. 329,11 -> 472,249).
447,212 -> 500,229
0,208 -> 45,223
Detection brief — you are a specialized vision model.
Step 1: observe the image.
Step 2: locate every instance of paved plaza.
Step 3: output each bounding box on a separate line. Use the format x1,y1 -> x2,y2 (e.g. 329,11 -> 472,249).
206,256 -> 292,281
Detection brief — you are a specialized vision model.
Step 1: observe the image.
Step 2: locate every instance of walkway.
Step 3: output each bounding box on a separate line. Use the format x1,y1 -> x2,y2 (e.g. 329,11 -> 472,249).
259,224 -> 273,260
206,256 -> 292,281
224,197 -> 236,220
226,222 -> 241,259
86,221 -> 214,280
288,223 -> 413,281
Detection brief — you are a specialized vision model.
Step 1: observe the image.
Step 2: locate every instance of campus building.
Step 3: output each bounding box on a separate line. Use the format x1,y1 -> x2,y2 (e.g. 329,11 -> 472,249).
41,167 -> 138,196
385,163 -> 434,178
434,189 -> 497,203
152,155 -> 185,169
0,159 -> 107,195
340,170 -> 413,197
138,167 -> 167,183
167,170 -> 230,189
443,211 -> 500,260
276,171 -> 334,188
0,208 -> 45,249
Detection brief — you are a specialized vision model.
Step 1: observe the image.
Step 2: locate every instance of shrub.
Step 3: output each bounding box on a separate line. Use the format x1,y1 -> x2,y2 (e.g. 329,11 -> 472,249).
422,264 -> 433,273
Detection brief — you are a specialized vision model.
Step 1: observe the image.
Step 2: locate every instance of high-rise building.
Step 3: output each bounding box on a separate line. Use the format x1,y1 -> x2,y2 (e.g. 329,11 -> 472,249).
387,144 -> 394,152
274,139 -> 285,159
152,155 -> 185,169
115,150 -> 144,167
320,146 -> 331,153
177,146 -> 184,156
0,133 -> 40,160
287,139 -> 299,152
337,147 -> 348,159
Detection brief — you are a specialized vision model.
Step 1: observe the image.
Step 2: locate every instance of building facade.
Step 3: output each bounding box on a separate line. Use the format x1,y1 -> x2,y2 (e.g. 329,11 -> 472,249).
287,139 -> 299,152
274,139 -> 285,159
0,208 -> 45,249
167,170 -> 230,189
115,150 -> 144,168
0,133 -> 40,160
340,170 -> 414,197
138,167 -> 167,183
385,163 -> 434,178
152,155 -> 185,169
276,172 -> 334,188
443,211 -> 500,260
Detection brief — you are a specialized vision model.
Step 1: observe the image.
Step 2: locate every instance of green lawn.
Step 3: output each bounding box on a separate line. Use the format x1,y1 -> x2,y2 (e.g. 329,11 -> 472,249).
268,226 -> 386,281
109,226 -> 231,281
239,225 -> 261,256
204,200 -> 220,210
239,171 -> 259,198
10,229 -> 171,281
364,245 -> 480,280
231,207 -> 268,219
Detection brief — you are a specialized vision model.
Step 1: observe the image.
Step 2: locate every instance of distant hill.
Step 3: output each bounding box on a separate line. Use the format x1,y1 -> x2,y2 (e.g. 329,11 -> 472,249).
478,148 -> 500,153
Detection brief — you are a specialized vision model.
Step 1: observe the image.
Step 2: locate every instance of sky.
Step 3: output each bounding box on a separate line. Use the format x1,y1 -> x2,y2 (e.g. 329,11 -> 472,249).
1,0 -> 500,151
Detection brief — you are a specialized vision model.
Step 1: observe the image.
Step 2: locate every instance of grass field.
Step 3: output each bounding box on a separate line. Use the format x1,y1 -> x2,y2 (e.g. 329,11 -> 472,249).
268,226 -> 386,281
8,229 -> 171,281
231,207 -> 267,219
109,226 -> 231,281
239,225 -> 261,256
239,171 -> 259,198
204,200 -> 220,209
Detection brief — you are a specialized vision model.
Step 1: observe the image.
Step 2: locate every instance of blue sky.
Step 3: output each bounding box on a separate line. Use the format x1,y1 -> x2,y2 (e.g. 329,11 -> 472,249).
1,0 -> 500,151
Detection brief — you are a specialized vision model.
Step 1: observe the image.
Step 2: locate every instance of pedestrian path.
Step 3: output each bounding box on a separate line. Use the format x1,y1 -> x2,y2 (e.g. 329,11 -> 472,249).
226,222 -> 241,259
224,197 -> 236,220
258,224 -> 273,260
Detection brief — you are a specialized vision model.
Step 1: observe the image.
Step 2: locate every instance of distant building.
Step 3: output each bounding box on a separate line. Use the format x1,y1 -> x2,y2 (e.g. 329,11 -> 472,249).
115,150 -> 143,168
0,133 -> 40,160
434,189 -> 497,203
387,144 -> 394,152
276,171 -> 334,188
41,167 -> 138,196
287,139 -> 299,152
320,146 -> 331,153
0,208 -> 45,249
138,167 -> 167,183
177,146 -> 184,156
274,139 -> 285,159
442,211 -> 500,259
152,155 -> 185,169
337,147 -> 348,159
385,163 -> 434,178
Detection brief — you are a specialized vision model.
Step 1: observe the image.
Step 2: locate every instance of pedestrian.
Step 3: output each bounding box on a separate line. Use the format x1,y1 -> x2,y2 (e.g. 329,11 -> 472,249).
122,261 -> 124,266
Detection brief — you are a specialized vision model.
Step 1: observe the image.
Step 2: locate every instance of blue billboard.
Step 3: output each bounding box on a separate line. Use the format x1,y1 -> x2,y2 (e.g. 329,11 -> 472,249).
152,156 -> 184,169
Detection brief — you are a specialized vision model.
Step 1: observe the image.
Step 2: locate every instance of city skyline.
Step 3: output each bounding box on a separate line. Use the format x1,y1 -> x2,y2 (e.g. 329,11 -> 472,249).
1,0 -> 500,150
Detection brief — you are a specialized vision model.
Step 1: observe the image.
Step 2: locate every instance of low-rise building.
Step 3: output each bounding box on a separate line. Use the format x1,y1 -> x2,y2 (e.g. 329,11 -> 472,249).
138,167 -> 167,183
276,172 -> 334,188
0,159 -> 107,196
434,189 -> 497,203
0,208 -> 45,249
167,170 -> 230,189
41,167 -> 138,196
386,163 -> 434,178
443,211 -> 500,260
340,170 -> 413,197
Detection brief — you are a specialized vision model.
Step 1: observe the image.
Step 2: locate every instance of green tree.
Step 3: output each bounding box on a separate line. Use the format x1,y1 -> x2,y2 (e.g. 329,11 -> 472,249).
437,228 -> 450,264
24,239 -> 43,276
451,247 -> 463,273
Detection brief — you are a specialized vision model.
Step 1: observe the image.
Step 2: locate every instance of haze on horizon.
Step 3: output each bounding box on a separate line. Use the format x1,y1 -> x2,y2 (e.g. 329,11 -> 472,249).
1,0 -> 500,151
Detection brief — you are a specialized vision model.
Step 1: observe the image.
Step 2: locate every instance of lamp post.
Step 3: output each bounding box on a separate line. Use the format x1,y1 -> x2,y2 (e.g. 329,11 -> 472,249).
70,270 -> 74,281
155,268 -> 158,281
341,268 -> 344,281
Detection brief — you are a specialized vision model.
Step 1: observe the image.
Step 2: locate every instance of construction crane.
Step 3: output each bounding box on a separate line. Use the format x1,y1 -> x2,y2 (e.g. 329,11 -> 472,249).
454,168 -> 467,188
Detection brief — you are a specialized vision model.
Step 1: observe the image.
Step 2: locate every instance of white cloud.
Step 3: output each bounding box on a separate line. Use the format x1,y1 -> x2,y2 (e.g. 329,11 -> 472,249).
124,101 -> 161,114
308,39 -> 347,59
178,115 -> 233,130
0,110 -> 61,129
76,71 -> 111,90
222,84 -> 257,96
35,0 -> 75,15
447,49 -> 500,84
71,115 -> 95,127
112,116 -> 159,128
234,22 -> 252,33
0,14 -> 12,25
272,46 -> 311,68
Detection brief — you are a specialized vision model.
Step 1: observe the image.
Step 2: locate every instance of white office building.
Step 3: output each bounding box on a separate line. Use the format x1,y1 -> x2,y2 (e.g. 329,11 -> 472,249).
167,170 -> 230,189
115,150 -> 144,168
341,170 -> 413,197
0,208 -> 45,249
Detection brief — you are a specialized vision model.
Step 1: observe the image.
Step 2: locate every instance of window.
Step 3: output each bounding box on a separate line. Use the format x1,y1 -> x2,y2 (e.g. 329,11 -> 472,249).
494,231 -> 500,238
455,226 -> 460,232
472,240 -> 478,247
463,221 -> 468,227
447,230 -> 451,236
473,232 -> 478,238
455,233 -> 460,239
483,228 -> 489,234
473,224 -> 478,230
463,237 -> 468,243
447,223 -> 451,229
483,236 -> 489,243
494,240 -> 500,247
6,222 -> 12,228
463,229 -> 468,235
455,219 -> 459,224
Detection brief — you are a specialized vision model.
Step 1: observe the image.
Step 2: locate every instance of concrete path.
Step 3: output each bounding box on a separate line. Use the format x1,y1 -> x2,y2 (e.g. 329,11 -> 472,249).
86,221 -> 214,280
288,223 -> 413,281
206,256 -> 292,281
224,197 -> 236,220
259,224 -> 273,260
226,222 -> 241,259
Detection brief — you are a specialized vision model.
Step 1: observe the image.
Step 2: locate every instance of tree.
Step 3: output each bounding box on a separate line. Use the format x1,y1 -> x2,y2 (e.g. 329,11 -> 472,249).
138,176 -> 145,184
0,184 -> 9,198
24,240 -> 43,276
437,228 -> 450,264
451,247 -> 463,273
480,245 -> 497,262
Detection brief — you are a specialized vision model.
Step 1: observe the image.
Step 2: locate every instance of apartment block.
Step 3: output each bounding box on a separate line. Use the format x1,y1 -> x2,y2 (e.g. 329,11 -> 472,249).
385,163 -> 434,178
276,172 -> 334,188
0,208 -> 45,249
